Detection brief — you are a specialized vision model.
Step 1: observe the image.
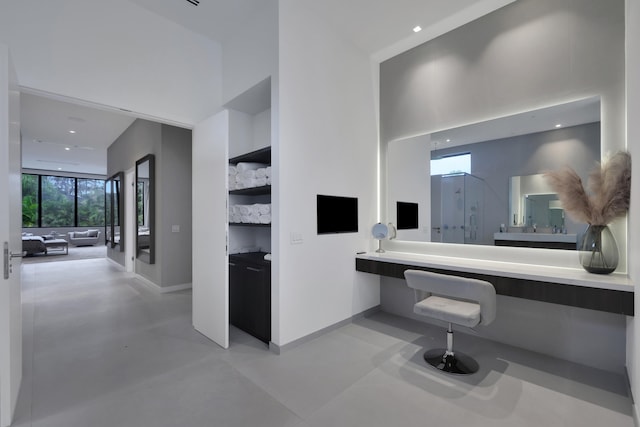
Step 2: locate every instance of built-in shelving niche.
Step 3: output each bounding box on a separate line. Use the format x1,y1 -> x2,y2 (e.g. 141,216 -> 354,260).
226,77 -> 272,344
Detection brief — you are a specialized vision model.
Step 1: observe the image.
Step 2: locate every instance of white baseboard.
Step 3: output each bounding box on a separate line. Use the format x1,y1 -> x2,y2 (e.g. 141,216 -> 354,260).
105,257 -> 125,269
157,282 -> 192,293
269,305 -> 381,355
133,274 -> 192,294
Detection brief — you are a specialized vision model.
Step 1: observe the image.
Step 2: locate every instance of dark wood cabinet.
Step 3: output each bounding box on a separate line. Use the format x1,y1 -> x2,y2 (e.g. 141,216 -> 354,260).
229,252 -> 271,343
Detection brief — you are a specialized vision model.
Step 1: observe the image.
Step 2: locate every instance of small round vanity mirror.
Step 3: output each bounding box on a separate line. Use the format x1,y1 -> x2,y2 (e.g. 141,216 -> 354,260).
372,223 -> 389,253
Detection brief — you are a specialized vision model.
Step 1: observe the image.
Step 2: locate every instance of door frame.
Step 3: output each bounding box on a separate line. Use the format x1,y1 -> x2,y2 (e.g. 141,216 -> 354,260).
0,44 -> 22,427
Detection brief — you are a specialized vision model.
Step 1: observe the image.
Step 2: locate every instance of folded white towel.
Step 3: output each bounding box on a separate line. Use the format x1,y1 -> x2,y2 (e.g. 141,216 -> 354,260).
258,213 -> 271,224
242,170 -> 257,179
236,162 -> 267,172
238,205 -> 251,215
255,177 -> 267,187
264,253 -> 272,261
266,177 -> 272,185
228,165 -> 237,175
252,203 -> 271,215
238,177 -> 258,188
266,166 -> 272,177
255,168 -> 267,178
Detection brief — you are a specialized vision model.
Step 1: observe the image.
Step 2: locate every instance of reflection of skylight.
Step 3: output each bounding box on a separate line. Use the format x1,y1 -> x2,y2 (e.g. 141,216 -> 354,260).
431,153 -> 471,176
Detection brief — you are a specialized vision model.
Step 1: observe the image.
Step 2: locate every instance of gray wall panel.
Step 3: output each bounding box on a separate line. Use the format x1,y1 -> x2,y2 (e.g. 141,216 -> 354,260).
107,119 -> 192,288
380,0 -> 624,149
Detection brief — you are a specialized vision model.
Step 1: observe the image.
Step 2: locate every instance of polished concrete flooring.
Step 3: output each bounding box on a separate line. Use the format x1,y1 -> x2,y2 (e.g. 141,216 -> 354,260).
13,258 -> 635,426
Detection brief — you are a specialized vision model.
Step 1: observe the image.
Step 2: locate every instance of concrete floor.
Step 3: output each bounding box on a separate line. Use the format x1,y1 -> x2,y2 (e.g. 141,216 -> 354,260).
12,258 -> 635,426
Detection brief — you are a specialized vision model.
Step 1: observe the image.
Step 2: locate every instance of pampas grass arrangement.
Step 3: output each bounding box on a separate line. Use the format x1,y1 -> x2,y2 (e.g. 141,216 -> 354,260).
544,151 -> 631,226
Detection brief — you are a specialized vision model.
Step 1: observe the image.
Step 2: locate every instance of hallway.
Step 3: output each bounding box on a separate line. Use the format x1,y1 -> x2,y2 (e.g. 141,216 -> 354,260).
13,258 -> 634,426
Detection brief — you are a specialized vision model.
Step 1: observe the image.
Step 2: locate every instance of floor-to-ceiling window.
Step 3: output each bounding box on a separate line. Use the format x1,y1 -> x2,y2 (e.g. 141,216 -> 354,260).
22,173 -> 105,228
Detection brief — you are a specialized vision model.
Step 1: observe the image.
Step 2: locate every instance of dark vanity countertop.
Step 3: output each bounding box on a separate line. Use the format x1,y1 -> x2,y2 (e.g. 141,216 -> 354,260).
355,251 -> 632,292
356,251 -> 633,315
229,252 -> 271,266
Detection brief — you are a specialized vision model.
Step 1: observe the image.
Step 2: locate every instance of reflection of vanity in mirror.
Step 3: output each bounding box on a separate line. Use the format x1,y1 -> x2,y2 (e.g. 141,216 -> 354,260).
496,173 -> 578,249
387,96 -> 601,250
136,154 -> 155,264
105,172 -> 124,251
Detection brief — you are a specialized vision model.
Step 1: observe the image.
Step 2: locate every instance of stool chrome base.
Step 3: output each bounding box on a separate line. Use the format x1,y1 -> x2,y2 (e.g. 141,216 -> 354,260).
423,349 -> 479,375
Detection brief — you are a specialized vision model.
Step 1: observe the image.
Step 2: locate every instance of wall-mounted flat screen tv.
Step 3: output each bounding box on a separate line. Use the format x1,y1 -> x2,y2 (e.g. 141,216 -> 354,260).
397,201 -> 419,230
317,194 -> 358,234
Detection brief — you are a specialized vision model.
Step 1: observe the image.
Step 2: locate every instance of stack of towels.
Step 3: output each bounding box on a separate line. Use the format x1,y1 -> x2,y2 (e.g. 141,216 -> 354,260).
229,162 -> 272,190
229,203 -> 271,224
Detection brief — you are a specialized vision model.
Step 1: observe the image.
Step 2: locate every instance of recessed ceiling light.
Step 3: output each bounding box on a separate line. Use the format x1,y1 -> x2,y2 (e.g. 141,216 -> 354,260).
69,130 -> 76,134
555,124 -> 562,128
413,26 -> 422,33
57,168 -> 62,170
446,139 -> 451,142
65,147 -> 71,151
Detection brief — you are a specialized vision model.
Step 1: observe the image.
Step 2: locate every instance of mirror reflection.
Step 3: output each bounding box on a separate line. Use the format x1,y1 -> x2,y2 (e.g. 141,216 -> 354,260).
386,96 -> 601,249
136,154 -> 155,264
105,172 -> 124,251
113,173 -> 122,249
509,174 -> 568,232
105,179 -> 112,245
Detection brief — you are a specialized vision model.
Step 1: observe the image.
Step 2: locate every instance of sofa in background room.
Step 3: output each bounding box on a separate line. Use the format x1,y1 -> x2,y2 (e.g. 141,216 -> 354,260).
68,230 -> 101,246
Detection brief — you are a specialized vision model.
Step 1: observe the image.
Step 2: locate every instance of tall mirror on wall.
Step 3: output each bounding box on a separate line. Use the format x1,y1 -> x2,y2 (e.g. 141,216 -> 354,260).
112,173 -> 123,250
105,179 -> 112,246
136,154 -> 155,264
386,96 -> 601,250
105,172 -> 124,251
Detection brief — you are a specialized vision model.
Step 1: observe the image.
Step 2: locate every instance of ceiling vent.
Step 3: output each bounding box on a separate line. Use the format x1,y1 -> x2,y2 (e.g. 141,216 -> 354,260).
186,0 -> 199,5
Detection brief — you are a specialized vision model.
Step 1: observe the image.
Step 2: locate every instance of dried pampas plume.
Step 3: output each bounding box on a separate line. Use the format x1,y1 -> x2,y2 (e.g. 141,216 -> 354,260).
544,151 -> 631,225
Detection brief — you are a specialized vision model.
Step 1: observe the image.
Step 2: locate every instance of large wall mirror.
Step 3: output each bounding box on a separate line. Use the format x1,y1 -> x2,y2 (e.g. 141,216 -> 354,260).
136,154 -> 155,264
386,96 -> 601,250
105,172 -> 124,251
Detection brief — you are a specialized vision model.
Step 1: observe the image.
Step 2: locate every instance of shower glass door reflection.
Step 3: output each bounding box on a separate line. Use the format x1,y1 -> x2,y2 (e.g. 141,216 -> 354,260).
438,173 -> 483,244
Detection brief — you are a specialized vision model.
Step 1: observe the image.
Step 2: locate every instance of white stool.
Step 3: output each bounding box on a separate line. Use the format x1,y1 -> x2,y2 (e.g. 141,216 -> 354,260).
404,269 -> 496,374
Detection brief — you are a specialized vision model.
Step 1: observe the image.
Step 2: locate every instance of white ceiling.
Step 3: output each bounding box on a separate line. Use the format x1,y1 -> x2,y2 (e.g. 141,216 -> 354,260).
20,0 -> 517,176
429,97 -> 601,151
300,0 -> 516,61
129,0 -> 276,43
21,93 -> 135,176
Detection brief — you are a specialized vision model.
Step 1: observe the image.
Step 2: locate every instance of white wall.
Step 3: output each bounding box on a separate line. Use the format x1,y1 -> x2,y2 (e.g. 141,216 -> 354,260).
386,135 -> 431,241
626,0 -> 640,416
276,0 -> 380,346
0,0 -> 222,126
220,0 -> 278,105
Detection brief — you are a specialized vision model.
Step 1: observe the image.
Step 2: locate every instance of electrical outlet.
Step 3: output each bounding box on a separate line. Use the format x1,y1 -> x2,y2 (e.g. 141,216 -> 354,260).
290,232 -> 303,244
172,225 -> 180,233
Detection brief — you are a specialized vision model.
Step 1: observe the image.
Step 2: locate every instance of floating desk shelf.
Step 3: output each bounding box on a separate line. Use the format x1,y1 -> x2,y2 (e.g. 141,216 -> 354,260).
229,185 -> 271,196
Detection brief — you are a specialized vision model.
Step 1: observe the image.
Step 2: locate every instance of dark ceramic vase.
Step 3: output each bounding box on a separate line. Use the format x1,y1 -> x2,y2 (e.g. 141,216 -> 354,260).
578,224 -> 618,274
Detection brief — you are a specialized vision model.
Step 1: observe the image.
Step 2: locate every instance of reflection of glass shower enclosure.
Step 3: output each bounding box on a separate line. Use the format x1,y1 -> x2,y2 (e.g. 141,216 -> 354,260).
439,173 -> 483,244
